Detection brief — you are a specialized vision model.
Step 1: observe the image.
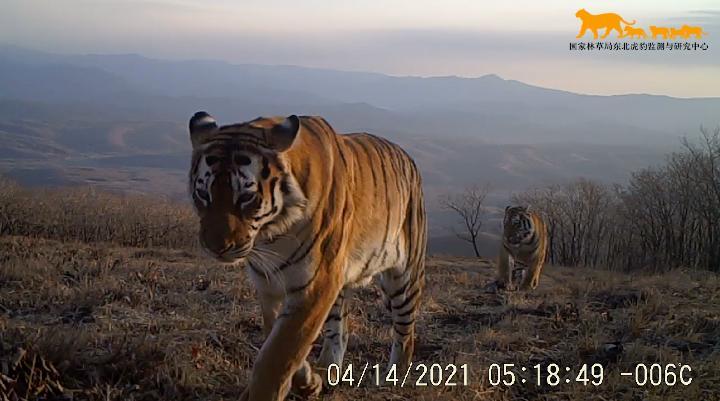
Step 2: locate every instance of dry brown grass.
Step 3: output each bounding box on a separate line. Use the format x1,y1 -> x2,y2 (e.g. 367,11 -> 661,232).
0,177 -> 196,249
1,236 -> 719,401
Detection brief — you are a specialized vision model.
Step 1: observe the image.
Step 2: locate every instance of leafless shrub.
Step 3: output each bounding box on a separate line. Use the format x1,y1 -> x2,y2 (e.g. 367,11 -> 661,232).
440,184 -> 492,257
514,127 -> 720,273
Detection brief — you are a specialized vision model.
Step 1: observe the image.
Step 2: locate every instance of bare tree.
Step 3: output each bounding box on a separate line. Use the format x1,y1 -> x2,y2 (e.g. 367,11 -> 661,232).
511,127 -> 720,273
440,184 -> 491,257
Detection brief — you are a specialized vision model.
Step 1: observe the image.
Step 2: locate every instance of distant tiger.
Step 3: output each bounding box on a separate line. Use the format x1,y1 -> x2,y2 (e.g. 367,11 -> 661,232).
498,206 -> 548,291
187,112 -> 426,401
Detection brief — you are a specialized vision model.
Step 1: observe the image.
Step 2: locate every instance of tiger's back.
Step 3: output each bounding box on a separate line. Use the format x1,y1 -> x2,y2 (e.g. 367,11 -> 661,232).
336,130 -> 426,287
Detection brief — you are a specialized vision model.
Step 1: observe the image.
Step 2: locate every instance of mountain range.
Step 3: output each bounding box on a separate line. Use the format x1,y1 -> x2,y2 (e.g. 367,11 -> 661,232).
1,44 -> 717,255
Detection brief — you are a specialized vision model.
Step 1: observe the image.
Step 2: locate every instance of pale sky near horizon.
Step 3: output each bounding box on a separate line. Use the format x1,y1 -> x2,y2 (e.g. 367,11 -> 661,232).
1,0 -> 719,97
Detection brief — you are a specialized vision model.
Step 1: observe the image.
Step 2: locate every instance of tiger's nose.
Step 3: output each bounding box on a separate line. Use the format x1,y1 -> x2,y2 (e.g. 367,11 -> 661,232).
205,239 -> 235,256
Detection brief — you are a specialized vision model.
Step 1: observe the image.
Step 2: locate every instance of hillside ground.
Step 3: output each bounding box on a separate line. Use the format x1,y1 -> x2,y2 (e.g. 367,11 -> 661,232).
1,235 -> 718,401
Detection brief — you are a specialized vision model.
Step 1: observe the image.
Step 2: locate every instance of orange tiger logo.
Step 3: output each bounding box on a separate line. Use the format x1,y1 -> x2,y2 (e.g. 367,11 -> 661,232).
576,8 -> 636,39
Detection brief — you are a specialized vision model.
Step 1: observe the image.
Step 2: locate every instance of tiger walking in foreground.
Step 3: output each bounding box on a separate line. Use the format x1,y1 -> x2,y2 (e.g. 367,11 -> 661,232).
187,112 -> 427,401
497,206 -> 547,291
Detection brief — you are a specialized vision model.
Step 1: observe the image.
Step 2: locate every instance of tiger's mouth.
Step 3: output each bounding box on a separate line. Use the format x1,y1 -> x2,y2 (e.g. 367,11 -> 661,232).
209,251 -> 248,265
508,232 -> 530,245
199,237 -> 253,264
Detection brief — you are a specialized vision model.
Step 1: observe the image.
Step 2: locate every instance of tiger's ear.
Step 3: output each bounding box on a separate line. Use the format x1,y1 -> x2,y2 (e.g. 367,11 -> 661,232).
268,115 -> 300,152
505,205 -> 511,212
189,111 -> 218,149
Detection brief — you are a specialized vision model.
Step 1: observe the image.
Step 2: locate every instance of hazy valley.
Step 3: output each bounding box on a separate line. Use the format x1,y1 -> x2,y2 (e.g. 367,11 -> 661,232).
1,44 -> 717,256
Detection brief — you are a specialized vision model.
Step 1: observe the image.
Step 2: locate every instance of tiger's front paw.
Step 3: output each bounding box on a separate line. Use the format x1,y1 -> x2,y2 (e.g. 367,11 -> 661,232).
495,280 -> 515,292
291,371 -> 323,399
520,281 -> 538,292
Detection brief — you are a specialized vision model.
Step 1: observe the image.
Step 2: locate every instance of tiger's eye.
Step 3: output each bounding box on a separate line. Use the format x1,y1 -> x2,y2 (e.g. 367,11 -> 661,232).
237,192 -> 255,204
196,189 -> 210,202
234,154 -> 251,165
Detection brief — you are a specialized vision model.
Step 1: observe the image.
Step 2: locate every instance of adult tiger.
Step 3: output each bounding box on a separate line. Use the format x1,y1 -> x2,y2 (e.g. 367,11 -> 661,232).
188,112 -> 426,401
497,206 -> 547,291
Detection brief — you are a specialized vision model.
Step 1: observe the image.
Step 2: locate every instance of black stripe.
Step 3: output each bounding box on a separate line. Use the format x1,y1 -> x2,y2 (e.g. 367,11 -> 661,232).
394,319 -> 415,327
253,206 -> 277,221
373,138 -> 393,248
190,157 -> 200,178
280,176 -> 291,195
364,251 -> 376,272
394,287 -> 420,311
278,230 -> 320,271
269,176 -> 279,209
355,136 -> 378,188
397,308 -> 415,318
202,144 -> 228,154
261,157 -> 270,179
342,137 -> 360,165
234,154 -> 251,166
335,136 -> 348,169
235,143 -> 263,153
325,314 -> 342,322
326,333 -> 340,340
407,193 -> 415,266
196,189 -> 210,203
394,326 -> 411,337
390,281 -> 409,299
525,232 -> 537,245
288,265 -> 320,294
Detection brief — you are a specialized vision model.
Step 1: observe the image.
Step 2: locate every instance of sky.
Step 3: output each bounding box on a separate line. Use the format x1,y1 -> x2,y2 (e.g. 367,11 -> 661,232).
1,0 -> 719,97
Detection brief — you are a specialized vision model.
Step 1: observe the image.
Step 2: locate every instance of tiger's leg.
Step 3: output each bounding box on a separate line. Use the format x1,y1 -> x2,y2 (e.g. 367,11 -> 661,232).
613,24 -> 624,38
259,292 -> 283,337
576,25 -> 588,38
601,27 -> 612,39
521,257 -> 544,291
245,265 -> 341,401
381,262 -> 423,372
317,288 -> 350,383
497,247 -> 514,290
258,292 -> 319,397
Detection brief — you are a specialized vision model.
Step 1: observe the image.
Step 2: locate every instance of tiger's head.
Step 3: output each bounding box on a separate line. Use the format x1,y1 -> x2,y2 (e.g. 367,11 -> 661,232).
188,111 -> 307,263
575,8 -> 589,19
503,205 -> 534,246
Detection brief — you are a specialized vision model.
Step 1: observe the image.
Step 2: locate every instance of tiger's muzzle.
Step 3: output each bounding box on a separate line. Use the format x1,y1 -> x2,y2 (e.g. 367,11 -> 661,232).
199,219 -> 255,263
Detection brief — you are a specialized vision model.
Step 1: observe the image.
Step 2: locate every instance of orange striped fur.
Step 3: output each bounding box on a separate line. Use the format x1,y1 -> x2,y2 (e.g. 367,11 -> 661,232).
498,206 -> 548,291
188,113 -> 426,401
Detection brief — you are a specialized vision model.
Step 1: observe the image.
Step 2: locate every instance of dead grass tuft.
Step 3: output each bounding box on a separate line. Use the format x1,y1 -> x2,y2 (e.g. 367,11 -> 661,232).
1,237 -> 719,400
